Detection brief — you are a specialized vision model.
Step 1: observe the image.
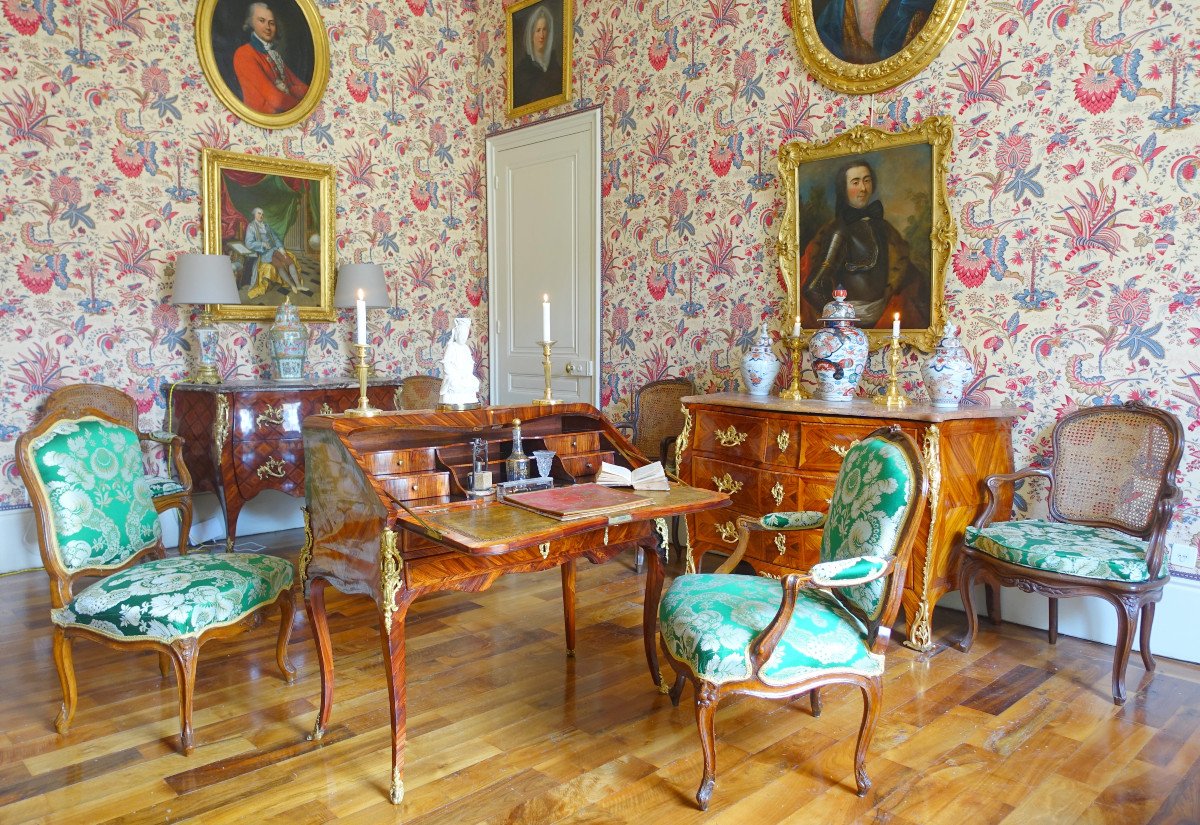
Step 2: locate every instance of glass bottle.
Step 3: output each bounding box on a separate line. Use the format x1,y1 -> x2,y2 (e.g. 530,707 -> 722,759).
506,418 -> 530,481
470,438 -> 491,493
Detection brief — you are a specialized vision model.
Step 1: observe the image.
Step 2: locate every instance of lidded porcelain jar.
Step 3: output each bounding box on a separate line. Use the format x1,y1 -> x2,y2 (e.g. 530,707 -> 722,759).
807,287 -> 868,402
740,324 -> 780,396
269,297 -> 308,381
922,321 -> 974,408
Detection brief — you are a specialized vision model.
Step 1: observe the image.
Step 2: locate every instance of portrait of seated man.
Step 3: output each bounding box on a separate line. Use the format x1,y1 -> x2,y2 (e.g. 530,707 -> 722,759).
512,2 -> 563,109
799,157 -> 928,329
232,1 -> 310,114
812,0 -> 937,64
243,207 -> 306,299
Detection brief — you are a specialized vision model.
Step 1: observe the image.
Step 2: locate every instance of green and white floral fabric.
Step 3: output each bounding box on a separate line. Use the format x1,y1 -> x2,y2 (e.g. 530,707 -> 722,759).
760,511 -> 826,530
965,519 -> 1163,583
809,555 -> 889,588
659,573 -> 882,686
819,438 -> 915,620
27,417 -> 161,572
52,553 -> 294,642
147,476 -> 186,497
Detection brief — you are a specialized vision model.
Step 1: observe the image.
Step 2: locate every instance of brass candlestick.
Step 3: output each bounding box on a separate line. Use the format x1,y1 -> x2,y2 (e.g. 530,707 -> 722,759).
873,339 -> 910,409
531,340 -> 562,406
778,332 -> 810,401
344,344 -> 381,416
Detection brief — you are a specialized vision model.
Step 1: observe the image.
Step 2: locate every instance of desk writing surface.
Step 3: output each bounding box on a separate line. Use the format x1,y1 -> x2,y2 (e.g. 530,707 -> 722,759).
394,483 -> 727,555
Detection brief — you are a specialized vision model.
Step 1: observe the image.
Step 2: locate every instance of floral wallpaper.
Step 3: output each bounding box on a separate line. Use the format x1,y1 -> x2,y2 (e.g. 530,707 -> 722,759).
0,0 -> 1197,572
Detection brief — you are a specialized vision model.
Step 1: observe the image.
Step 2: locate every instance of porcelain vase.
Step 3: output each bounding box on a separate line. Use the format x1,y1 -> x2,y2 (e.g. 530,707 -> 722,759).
922,321 -> 974,407
740,325 -> 780,396
269,298 -> 308,381
807,288 -> 868,402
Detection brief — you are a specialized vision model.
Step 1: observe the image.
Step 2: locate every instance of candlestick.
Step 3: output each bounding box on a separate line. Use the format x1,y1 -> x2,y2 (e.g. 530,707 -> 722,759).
778,329 -> 810,401
356,289 -> 367,346
531,339 -> 562,406
872,339 -> 910,409
792,315 -> 802,338
343,343 -> 381,416
892,312 -> 901,340
541,294 -> 551,343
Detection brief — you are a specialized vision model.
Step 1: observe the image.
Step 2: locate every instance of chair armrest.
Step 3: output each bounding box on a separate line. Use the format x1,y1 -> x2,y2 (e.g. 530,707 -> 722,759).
144,430 -> 177,444
613,423 -> 633,435
809,555 -> 892,588
749,572 -> 811,674
715,512 -> 829,574
974,467 -> 1052,529
144,431 -> 193,494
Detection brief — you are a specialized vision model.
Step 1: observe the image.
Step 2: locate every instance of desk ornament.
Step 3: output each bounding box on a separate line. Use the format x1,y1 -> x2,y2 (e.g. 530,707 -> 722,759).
740,324 -> 781,397
269,297 -> 308,381
922,321 -> 973,408
439,317 -> 481,411
343,343 -> 380,417
506,418 -> 530,481
808,286 -> 867,402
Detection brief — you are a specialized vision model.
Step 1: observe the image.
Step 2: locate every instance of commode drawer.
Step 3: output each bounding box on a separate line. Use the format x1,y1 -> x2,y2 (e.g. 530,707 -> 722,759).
694,411 -> 766,463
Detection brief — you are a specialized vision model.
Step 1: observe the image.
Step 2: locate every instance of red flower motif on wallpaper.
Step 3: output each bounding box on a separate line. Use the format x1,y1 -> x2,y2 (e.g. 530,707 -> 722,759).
1074,64 -> 1122,114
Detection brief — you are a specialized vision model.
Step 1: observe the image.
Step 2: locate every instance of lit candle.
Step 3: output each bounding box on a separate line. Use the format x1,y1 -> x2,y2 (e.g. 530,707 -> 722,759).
542,294 -> 551,342
792,315 -> 802,338
892,312 -> 901,339
356,288 -> 367,346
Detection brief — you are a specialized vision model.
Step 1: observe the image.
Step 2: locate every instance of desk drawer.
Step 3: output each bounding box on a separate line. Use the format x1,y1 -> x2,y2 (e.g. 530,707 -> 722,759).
694,411 -> 766,463
542,431 -> 600,455
558,451 -> 613,478
232,440 -> 304,496
364,448 -> 437,475
377,472 -> 450,502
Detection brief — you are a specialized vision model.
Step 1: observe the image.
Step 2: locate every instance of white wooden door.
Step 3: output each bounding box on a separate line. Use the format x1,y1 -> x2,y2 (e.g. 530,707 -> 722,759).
487,109 -> 600,406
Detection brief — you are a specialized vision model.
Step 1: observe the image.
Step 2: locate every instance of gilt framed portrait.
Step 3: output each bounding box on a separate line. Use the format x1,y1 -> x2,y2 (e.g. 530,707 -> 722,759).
506,0 -> 573,118
790,0 -> 967,94
778,118 -> 955,351
195,0 -> 329,129
201,149 -> 335,322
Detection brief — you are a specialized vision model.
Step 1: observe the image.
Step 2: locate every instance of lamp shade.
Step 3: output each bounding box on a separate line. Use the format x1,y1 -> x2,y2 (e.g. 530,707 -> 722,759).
335,263 -> 388,308
170,254 -> 241,305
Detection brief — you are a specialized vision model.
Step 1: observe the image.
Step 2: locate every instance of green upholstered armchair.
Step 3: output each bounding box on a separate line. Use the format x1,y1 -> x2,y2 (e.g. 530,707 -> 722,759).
657,426 -> 927,809
958,401 -> 1183,704
16,409 -> 297,754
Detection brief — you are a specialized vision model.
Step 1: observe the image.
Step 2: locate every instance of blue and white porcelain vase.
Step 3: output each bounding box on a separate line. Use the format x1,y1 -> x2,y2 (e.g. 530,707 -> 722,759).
740,325 -> 780,396
922,321 -> 974,408
807,287 -> 868,402
269,297 -> 308,381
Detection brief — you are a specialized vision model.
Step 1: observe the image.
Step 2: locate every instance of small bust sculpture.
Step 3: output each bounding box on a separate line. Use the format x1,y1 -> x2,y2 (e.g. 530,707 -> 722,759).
440,317 -> 480,406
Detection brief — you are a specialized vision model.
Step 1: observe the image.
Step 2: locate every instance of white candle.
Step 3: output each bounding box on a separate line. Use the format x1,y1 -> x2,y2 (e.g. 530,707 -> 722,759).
542,294 -> 551,342
892,313 -> 901,339
792,316 -> 802,338
356,288 -> 367,346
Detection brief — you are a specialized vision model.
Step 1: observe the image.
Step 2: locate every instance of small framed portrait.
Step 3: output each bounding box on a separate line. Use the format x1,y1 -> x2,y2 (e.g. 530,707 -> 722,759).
195,0 -> 329,129
201,149 -> 336,322
506,0 -> 573,118
790,0 -> 967,94
778,118 -> 955,351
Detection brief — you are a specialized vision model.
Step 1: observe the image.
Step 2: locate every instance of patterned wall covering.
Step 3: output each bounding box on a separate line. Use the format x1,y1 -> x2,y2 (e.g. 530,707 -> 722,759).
0,0 -> 1197,571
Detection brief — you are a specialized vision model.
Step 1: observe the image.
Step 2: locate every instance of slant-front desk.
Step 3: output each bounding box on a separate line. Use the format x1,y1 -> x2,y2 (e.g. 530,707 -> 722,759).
301,403 -> 727,805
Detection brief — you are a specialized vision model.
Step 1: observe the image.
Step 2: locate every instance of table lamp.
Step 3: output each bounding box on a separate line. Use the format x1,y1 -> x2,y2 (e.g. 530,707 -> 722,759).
170,253 -> 240,384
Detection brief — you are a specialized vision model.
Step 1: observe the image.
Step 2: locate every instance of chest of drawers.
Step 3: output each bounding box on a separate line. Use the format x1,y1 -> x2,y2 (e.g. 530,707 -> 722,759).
679,393 -> 1022,650
168,379 -> 402,550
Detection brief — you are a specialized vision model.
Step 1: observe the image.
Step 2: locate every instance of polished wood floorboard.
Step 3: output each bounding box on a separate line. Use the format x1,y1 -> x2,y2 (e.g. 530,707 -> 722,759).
1,529 -> 1198,823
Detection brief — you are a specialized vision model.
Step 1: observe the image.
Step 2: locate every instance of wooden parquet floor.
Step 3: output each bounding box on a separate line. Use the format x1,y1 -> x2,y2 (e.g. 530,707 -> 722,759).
1,529 -> 1198,824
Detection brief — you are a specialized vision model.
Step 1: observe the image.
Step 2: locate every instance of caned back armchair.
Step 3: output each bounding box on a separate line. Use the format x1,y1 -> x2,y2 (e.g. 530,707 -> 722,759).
397,375 -> 443,410
615,377 -> 695,471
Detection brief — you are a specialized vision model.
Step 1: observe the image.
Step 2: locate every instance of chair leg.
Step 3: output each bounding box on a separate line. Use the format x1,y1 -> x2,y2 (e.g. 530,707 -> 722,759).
169,638 -> 200,754
854,678 -> 883,797
158,652 -> 171,679
176,500 -> 193,556
1048,597 -> 1058,645
1110,597 -> 1139,705
276,589 -> 297,682
810,687 -> 822,717
1139,602 -> 1157,673
984,583 -> 1002,626
51,627 -> 77,735
669,672 -> 686,707
694,683 -> 719,811
957,559 -> 980,653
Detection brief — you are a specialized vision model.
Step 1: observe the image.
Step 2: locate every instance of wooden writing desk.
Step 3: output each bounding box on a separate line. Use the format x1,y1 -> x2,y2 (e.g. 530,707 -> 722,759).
301,403 -> 727,805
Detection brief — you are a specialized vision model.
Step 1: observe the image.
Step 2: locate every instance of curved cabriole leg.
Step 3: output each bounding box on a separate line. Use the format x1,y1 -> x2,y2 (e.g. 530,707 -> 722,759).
1048,597 -> 1058,645
169,637 -> 200,754
810,687 -> 823,717
305,577 -> 334,741
854,678 -> 882,797
561,559 -> 576,657
1139,601 -> 1157,672
51,627 -> 77,735
158,652 -> 171,679
176,500 -> 193,555
381,593 -> 417,805
694,683 -> 719,811
1110,596 -> 1139,705
276,588 -> 297,682
984,583 -> 1002,626
957,559 -> 980,653
642,540 -> 665,690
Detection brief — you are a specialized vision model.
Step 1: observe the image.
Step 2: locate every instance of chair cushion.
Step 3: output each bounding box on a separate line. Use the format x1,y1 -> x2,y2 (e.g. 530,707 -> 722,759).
52,553 -> 294,642
965,519 -> 1162,583
147,476 -> 186,497
659,573 -> 883,687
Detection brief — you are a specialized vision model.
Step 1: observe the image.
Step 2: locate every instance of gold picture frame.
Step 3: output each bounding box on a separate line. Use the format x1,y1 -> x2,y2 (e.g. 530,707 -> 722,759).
506,0 -> 574,119
790,0 -> 967,94
201,148 -> 336,322
195,0 -> 329,129
778,117 -> 955,352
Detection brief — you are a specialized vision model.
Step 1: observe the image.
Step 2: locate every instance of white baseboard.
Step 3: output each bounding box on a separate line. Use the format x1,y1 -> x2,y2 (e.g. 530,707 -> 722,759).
0,491 -> 305,575
941,577 -> 1199,665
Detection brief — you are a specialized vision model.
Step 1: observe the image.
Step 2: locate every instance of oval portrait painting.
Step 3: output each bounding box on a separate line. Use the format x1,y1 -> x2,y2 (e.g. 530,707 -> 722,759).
791,0 -> 966,94
195,0 -> 329,129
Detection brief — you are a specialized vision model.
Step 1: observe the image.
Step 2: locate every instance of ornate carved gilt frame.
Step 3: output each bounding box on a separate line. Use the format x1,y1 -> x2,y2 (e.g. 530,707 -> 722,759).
789,0 -> 967,94
777,118 -> 955,352
201,148 -> 336,322
506,0 -> 574,119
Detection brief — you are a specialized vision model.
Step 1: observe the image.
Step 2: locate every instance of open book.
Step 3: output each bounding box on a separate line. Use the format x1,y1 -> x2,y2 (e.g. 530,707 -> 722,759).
596,461 -> 670,491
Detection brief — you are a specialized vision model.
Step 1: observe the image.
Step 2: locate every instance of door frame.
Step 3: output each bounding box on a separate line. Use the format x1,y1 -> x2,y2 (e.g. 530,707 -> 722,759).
486,106 -> 602,407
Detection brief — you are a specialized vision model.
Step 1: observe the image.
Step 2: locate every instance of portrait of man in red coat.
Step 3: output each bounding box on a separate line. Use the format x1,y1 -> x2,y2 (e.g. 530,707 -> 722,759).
232,2 -> 309,115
